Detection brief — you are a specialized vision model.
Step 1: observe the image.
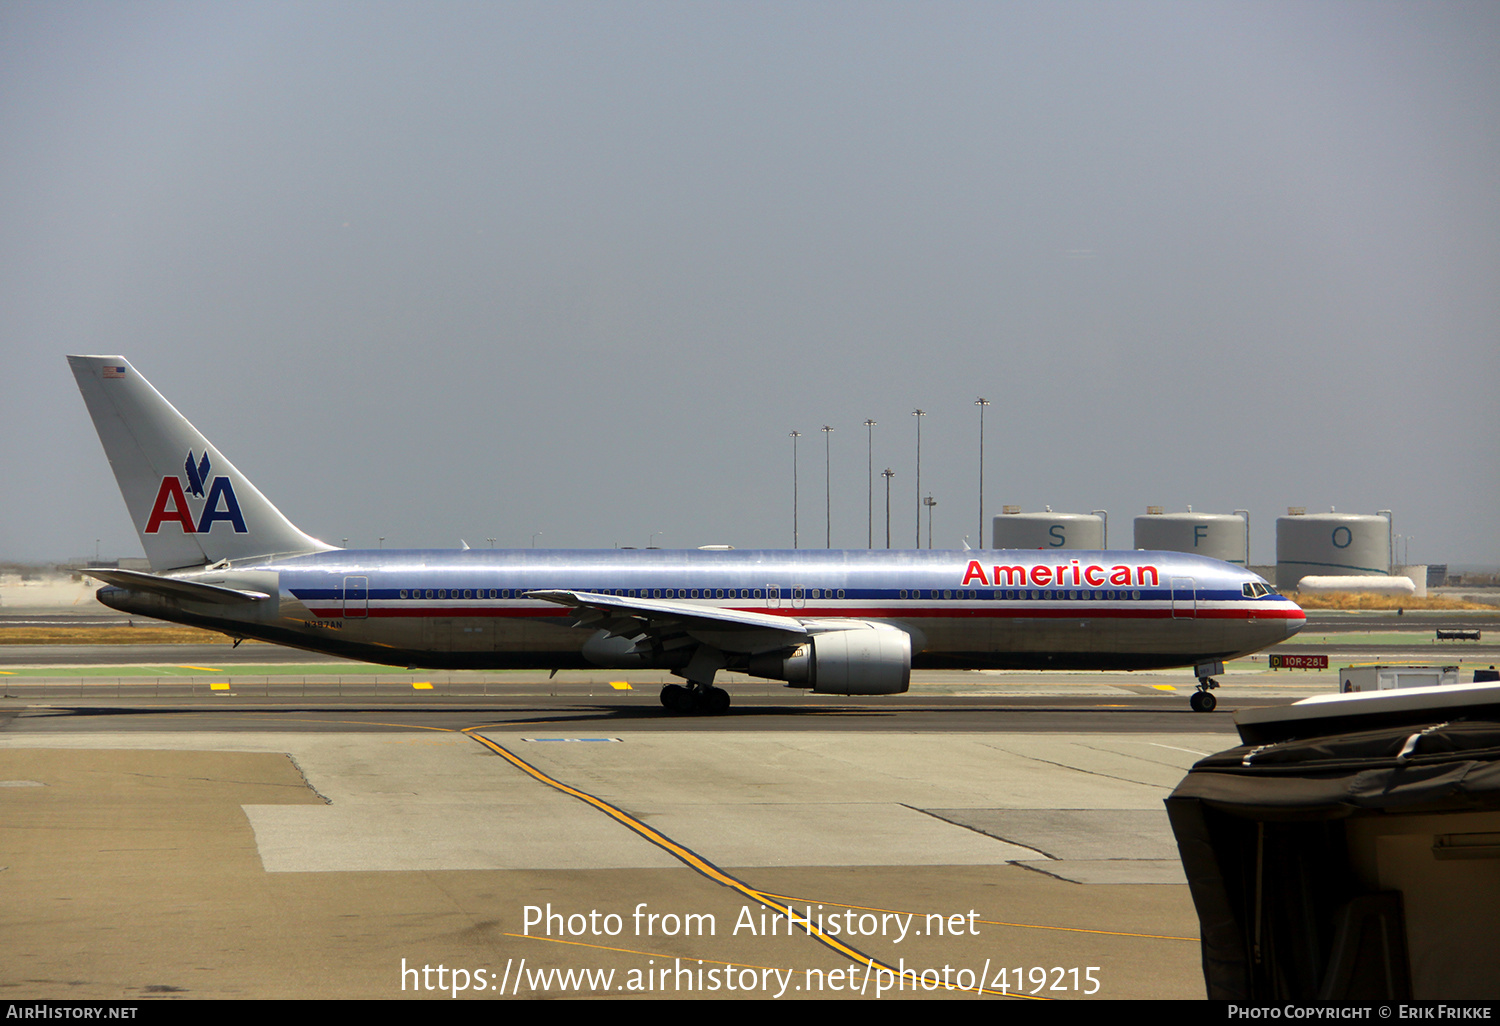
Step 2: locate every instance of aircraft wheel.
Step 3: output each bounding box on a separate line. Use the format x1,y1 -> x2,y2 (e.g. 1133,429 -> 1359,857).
660,684 -> 694,712
701,686 -> 730,715
1190,690 -> 1216,713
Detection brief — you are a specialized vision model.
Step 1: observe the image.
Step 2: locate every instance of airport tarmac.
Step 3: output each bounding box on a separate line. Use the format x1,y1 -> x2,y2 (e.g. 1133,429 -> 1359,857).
2,629 -> 1497,1001
1,718 -> 1218,1000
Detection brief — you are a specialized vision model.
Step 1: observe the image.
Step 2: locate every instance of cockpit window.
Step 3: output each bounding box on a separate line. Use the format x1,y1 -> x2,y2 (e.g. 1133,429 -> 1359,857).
1242,582 -> 1270,598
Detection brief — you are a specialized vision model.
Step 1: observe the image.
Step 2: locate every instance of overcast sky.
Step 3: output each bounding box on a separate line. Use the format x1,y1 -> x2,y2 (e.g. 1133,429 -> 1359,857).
3,1 -> 1497,567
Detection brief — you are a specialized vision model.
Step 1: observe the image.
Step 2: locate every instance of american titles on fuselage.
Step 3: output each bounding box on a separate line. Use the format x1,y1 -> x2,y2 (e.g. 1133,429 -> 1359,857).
964,558 -> 1155,589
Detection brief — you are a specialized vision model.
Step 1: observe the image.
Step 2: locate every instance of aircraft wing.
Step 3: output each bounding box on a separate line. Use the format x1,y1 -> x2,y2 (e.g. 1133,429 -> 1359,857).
524,590 -> 809,651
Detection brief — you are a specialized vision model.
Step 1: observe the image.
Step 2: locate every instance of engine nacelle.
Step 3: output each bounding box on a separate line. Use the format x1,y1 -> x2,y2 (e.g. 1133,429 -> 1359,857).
748,624 -> 911,695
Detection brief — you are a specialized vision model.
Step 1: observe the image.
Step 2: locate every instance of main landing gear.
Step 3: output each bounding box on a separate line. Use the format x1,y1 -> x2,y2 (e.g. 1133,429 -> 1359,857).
660,683 -> 731,715
660,646 -> 732,715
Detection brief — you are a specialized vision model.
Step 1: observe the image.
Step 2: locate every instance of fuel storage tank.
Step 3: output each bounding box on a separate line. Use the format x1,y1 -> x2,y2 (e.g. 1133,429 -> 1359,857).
1276,509 -> 1391,591
1133,508 -> 1249,565
992,507 -> 1105,550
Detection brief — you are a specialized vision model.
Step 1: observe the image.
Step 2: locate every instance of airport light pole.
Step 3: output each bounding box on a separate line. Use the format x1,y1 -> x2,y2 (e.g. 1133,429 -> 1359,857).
822,425 -> 834,549
882,468 -> 894,549
974,398 -> 989,550
864,418 -> 877,548
924,494 -> 937,549
912,409 -> 926,549
790,430 -> 801,549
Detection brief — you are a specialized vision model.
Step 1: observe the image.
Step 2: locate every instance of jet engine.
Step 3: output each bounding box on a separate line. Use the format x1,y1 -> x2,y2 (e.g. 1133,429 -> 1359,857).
747,624 -> 911,695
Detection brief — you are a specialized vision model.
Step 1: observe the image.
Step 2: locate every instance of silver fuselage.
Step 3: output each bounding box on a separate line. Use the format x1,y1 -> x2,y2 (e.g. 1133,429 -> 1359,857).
98,547 -> 1304,672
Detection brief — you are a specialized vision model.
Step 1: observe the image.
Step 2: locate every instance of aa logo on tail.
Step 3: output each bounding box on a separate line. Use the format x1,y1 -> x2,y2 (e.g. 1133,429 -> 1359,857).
144,450 -> 247,534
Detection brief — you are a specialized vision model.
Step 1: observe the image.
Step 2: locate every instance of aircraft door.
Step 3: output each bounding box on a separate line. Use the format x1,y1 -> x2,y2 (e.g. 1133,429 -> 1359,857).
344,576 -> 368,618
1171,577 -> 1196,619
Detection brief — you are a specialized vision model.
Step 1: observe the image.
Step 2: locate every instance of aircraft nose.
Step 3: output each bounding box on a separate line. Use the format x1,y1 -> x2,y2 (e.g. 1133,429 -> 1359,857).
1285,601 -> 1307,637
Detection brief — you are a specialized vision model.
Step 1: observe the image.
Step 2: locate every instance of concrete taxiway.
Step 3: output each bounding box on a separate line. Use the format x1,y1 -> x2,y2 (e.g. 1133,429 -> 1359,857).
2,717 -> 1216,1000
2,625 -> 1495,1001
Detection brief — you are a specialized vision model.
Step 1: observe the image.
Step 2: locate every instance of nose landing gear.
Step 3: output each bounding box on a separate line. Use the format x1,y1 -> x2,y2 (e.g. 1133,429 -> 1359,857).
1189,660 -> 1224,712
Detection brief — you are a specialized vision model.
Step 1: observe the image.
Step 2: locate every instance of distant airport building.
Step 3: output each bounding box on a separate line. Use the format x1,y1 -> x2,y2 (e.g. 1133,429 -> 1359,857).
992,506 -> 1105,550
1392,565 -> 1430,598
1133,507 -> 1249,566
1276,508 -> 1391,591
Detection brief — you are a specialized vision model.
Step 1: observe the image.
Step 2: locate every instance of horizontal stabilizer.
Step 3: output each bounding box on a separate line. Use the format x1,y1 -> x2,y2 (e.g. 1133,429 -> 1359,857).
81,567 -> 270,605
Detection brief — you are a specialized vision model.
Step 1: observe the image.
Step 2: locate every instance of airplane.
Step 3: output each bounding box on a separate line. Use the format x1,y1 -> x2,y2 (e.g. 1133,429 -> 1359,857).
69,355 -> 1305,714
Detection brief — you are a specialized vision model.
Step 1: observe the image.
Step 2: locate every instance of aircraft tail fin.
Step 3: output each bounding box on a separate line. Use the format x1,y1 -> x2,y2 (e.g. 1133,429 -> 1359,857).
69,356 -> 336,571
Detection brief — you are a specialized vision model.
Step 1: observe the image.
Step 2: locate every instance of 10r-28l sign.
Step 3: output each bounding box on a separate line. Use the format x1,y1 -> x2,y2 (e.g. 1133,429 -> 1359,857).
1269,654 -> 1328,669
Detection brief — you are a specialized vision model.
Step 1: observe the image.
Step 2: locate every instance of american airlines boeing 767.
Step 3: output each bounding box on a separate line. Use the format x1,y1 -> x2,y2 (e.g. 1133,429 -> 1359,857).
70,356 -> 1303,713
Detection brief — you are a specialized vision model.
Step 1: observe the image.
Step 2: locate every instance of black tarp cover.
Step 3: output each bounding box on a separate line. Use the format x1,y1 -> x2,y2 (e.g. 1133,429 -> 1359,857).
1166,720 -> 1500,1000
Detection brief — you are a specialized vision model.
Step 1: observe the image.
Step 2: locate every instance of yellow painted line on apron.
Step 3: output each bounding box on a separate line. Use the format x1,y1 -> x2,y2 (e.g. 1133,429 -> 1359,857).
412,682 -> 433,690
609,681 -> 633,690
209,682 -> 231,691
179,665 -> 222,672
1151,684 -> 1178,691
232,713 -> 1046,994
462,728 -> 1038,998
